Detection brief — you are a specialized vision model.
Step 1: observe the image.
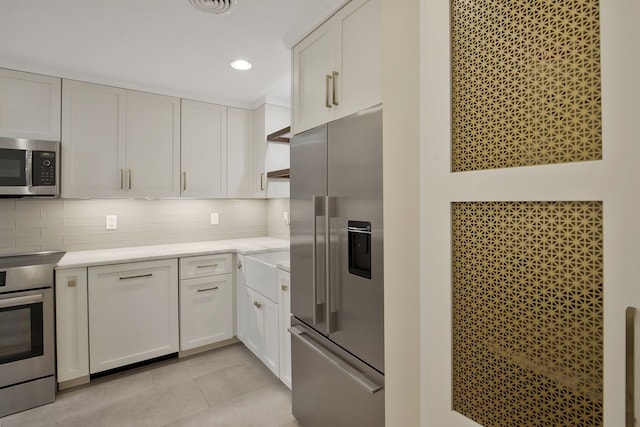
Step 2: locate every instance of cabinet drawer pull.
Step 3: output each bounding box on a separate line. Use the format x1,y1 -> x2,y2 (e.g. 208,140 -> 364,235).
254,301 -> 263,309
332,70 -> 339,106
119,273 -> 152,280
281,284 -> 288,291
325,74 -> 332,108
183,171 -> 187,191
120,169 -> 124,190
197,286 -> 219,292
128,169 -> 132,190
196,263 -> 219,269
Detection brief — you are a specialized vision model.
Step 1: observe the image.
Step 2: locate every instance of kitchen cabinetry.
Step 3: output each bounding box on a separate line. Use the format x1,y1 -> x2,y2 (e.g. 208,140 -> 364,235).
55,268 -> 89,386
61,80 -> 180,198
0,68 -> 61,141
291,0 -> 381,134
245,286 -> 280,376
227,107 -> 254,198
180,100 -> 227,198
179,254 -> 233,351
88,259 -> 179,374
277,268 -> 291,389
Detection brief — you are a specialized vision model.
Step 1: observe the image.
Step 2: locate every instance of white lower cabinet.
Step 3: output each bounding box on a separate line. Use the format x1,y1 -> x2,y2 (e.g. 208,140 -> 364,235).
88,259 -> 179,374
277,268 -> 291,389
179,254 -> 233,351
55,268 -> 89,384
245,287 -> 280,377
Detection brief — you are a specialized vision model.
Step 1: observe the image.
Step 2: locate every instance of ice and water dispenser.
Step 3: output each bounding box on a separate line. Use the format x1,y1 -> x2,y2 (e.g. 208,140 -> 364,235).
348,221 -> 372,279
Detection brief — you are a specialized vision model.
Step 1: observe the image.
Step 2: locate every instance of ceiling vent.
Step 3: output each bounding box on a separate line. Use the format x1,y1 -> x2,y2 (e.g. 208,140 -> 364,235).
189,0 -> 237,14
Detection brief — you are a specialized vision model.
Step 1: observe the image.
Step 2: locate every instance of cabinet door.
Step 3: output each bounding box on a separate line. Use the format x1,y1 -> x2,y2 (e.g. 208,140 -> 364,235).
126,91 -> 180,198
179,274 -> 233,351
277,269 -> 291,389
253,105 -> 267,197
262,295 -> 280,377
181,100 -> 227,198
0,69 -> 61,141
244,286 -> 265,360
333,0 -> 382,120
61,80 -> 126,198
227,107 -> 254,198
292,19 -> 336,135
55,268 -> 89,384
236,255 -> 247,342
88,259 -> 179,374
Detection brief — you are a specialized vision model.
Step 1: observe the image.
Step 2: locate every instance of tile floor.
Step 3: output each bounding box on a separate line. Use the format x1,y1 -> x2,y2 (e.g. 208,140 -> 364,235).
0,343 -> 299,427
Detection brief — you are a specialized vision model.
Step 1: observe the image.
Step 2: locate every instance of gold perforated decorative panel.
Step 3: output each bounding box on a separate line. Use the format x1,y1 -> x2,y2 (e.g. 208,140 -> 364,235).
451,0 -> 602,171
452,201 -> 603,426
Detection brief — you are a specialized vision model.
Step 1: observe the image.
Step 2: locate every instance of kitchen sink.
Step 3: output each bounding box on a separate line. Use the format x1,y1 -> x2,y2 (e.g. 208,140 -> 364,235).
244,250 -> 289,302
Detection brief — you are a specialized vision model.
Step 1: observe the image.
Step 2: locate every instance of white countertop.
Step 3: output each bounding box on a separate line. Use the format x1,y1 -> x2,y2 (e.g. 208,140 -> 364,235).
276,260 -> 290,272
56,237 -> 290,269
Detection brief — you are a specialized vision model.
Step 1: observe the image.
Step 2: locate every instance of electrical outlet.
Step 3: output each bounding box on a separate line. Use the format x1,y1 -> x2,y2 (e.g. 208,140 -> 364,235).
210,213 -> 219,225
106,215 -> 117,230
283,211 -> 290,225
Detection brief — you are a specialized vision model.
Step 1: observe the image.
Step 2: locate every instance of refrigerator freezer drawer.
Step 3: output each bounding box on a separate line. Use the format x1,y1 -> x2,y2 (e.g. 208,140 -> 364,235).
290,323 -> 384,427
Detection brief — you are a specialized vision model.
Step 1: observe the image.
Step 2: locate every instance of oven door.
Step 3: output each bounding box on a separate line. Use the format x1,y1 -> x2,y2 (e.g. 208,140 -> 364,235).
0,147 -> 29,188
0,288 -> 54,388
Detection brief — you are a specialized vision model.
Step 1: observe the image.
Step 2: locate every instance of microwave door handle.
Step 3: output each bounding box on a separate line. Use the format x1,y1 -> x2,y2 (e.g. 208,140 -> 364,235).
25,151 -> 33,187
0,294 -> 43,309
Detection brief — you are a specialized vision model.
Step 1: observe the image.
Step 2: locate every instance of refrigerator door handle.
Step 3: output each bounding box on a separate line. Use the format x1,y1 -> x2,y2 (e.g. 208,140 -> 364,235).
326,196 -> 337,333
289,326 -> 383,394
312,195 -> 324,325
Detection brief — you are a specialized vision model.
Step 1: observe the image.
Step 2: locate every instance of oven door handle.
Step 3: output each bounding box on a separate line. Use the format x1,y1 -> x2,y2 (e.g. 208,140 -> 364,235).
0,294 -> 43,309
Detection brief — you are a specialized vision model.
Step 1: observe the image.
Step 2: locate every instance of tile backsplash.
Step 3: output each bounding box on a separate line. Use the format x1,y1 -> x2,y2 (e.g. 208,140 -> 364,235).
0,198 -> 283,255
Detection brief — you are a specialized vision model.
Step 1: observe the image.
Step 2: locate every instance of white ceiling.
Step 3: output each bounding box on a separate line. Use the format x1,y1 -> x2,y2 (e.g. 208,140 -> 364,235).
0,0 -> 347,109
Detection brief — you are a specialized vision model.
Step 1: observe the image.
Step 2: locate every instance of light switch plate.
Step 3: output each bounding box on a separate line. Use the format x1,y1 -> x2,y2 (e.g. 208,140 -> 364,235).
211,213 -> 219,225
106,215 -> 117,230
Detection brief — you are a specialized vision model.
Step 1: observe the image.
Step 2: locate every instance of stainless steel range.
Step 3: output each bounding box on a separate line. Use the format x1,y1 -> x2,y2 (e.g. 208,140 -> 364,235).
0,252 -> 63,417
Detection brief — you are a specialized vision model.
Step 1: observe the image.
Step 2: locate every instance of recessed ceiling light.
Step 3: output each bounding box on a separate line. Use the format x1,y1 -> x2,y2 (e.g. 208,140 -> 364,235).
230,59 -> 252,71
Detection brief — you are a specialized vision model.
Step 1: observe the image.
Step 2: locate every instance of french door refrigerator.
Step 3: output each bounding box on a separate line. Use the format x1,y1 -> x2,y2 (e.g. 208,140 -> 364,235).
290,104 -> 384,426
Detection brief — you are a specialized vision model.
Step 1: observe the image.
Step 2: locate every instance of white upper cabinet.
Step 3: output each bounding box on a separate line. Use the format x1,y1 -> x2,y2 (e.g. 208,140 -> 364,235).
0,69 -> 61,141
227,107 -> 254,198
292,0 -> 381,134
61,80 -> 180,198
181,100 -> 227,198
126,90 -> 180,198
62,80 -> 126,198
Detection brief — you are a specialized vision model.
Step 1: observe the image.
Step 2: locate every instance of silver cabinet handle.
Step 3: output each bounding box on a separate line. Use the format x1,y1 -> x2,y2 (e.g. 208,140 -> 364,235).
197,286 -> 219,292
68,278 -> 77,287
128,169 -> 132,190
119,273 -> 152,280
254,300 -> 263,309
183,171 -> 187,191
0,294 -> 43,309
120,169 -> 124,190
627,306 -> 636,427
332,71 -> 339,106
281,284 -> 288,291
196,264 -> 218,269
325,74 -> 332,108
237,261 -> 243,269
260,173 -> 265,191
289,326 -> 382,394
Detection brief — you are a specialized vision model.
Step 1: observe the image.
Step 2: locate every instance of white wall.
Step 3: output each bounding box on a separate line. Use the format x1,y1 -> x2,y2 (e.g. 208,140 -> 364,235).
0,198 -> 276,255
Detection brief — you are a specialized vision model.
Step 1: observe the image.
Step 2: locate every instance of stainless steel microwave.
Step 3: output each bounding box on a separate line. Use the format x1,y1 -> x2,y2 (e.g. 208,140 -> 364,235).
0,137 -> 59,197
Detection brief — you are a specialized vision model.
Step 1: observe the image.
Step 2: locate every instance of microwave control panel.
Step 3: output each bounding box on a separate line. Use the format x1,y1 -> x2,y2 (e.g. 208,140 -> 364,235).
32,151 -> 56,186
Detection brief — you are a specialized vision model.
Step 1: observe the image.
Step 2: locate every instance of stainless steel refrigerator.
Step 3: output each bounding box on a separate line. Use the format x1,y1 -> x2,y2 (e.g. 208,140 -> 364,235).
290,104 -> 384,426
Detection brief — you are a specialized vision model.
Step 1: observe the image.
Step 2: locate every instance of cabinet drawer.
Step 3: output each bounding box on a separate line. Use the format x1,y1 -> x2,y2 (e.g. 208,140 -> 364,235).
179,274 -> 233,351
179,253 -> 232,279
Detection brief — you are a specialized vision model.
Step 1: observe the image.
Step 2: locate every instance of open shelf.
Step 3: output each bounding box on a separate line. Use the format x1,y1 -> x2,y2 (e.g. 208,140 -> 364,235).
267,126 -> 291,143
267,168 -> 290,179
